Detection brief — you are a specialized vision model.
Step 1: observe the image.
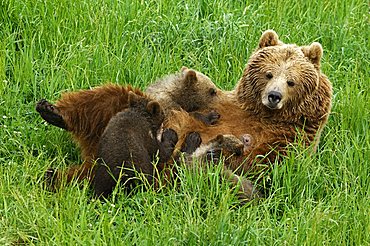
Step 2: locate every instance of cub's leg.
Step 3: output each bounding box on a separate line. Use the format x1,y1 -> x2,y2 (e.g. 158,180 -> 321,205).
222,169 -> 262,204
157,131 -> 202,187
182,133 -> 262,204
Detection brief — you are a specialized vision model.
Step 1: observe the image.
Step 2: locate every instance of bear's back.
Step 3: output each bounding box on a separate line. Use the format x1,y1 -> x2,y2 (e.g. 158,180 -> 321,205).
98,110 -> 160,170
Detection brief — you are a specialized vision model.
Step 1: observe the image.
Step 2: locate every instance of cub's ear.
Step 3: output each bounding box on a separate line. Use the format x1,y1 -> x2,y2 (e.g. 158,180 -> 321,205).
184,69 -> 197,86
147,101 -> 162,116
128,91 -> 139,107
181,66 -> 189,72
258,30 -> 281,49
301,42 -> 323,68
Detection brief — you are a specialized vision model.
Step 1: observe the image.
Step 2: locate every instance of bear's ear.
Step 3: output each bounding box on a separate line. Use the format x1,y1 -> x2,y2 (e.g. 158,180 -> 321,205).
258,30 -> 281,49
128,91 -> 139,107
184,69 -> 197,86
301,42 -> 323,68
181,66 -> 189,72
147,101 -> 162,116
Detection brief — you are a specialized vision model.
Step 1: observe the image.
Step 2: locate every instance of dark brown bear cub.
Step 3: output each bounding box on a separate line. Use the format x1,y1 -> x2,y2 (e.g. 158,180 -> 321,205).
92,92 -> 178,197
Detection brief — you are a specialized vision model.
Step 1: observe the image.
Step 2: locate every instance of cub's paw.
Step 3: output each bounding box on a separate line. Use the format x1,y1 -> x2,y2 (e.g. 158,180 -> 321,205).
36,99 -> 67,129
159,128 -> 179,162
205,110 -> 221,125
44,168 -> 58,191
190,110 -> 220,125
161,128 -> 178,147
181,132 -> 202,154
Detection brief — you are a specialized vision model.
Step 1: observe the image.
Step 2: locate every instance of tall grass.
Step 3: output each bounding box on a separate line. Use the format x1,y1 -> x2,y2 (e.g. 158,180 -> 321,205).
1,0 -> 369,244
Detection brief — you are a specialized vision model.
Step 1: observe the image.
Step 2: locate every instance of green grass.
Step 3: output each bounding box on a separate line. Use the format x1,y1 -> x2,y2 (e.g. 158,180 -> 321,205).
1,0 -> 369,244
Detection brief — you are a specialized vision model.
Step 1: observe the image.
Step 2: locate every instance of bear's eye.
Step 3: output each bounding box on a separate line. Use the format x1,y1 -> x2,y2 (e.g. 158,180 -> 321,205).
287,80 -> 295,87
209,88 -> 217,96
266,72 -> 273,79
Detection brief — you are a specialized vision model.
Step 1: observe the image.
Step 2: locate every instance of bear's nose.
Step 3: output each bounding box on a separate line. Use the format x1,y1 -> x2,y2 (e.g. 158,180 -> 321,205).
267,91 -> 282,106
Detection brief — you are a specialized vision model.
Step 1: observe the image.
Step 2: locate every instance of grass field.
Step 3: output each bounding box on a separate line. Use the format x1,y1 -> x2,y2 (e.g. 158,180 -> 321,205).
1,0 -> 369,244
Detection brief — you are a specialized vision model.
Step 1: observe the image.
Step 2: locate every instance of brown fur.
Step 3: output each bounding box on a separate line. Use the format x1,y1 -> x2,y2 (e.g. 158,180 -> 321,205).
165,30 -> 333,178
39,30 -> 332,194
55,84 -> 146,161
37,68 -> 221,187
92,92 -> 177,197
41,84 -> 147,189
146,66 -> 221,113
178,133 -> 261,202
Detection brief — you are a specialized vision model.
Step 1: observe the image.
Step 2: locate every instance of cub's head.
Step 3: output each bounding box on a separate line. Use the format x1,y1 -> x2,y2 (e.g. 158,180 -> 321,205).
175,67 -> 221,112
237,30 -> 323,112
128,91 -> 165,131
194,133 -> 253,162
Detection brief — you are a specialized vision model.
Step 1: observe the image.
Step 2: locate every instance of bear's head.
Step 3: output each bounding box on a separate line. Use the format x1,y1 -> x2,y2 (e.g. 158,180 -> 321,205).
128,91 -> 165,133
236,30 -> 331,123
175,67 -> 220,112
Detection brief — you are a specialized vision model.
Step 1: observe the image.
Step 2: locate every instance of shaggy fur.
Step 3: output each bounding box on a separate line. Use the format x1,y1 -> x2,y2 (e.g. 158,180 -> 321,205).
177,132 -> 261,202
147,66 -> 220,113
37,84 -> 145,161
165,30 -> 333,178
37,68 -> 221,187
38,30 -> 332,194
92,92 -> 177,197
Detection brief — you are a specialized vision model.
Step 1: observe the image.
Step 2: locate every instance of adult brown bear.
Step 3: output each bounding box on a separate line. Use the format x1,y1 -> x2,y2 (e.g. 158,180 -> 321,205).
166,30 -> 332,180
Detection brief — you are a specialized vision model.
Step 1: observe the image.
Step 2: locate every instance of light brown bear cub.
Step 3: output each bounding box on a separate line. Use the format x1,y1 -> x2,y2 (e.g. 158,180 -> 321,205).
147,66 -> 220,113
92,92 -> 178,197
148,66 -> 221,125
179,132 -> 260,203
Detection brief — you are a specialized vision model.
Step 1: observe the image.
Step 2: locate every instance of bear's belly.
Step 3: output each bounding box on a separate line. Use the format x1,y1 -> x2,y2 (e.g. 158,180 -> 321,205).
197,111 -> 269,144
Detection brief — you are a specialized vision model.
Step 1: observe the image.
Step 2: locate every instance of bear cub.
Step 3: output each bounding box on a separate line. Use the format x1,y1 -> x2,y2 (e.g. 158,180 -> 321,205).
92,92 -> 178,197
146,66 -> 220,113
179,132 -> 261,202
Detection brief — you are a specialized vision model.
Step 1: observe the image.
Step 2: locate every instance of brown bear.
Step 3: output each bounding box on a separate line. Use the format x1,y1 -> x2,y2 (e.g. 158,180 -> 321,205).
147,66 -> 221,125
146,66 -> 220,113
38,30 -> 332,195
37,68 -> 221,187
165,30 -> 333,180
92,92 -> 178,197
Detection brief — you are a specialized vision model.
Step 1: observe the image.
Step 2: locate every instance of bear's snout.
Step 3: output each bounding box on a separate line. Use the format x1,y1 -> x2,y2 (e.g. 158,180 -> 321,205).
267,91 -> 282,108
